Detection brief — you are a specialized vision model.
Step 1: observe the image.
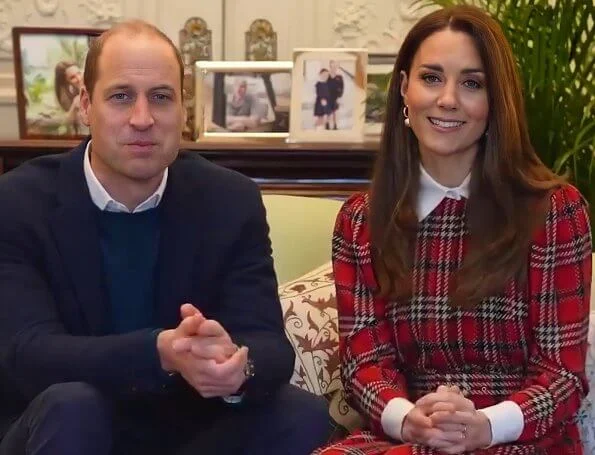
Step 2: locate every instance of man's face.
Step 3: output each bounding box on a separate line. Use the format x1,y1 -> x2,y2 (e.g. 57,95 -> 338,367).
329,61 -> 338,75
237,82 -> 247,97
79,33 -> 185,191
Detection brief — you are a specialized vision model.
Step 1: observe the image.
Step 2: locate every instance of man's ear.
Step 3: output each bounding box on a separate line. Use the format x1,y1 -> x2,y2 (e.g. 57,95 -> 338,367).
79,86 -> 91,126
400,70 -> 409,102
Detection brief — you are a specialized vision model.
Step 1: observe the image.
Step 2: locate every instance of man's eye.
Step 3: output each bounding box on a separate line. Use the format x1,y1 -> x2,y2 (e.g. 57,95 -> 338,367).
153,93 -> 172,102
110,93 -> 129,101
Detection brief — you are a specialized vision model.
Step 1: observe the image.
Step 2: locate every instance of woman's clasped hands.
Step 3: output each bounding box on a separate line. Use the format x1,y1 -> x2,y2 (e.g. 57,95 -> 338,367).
401,385 -> 492,454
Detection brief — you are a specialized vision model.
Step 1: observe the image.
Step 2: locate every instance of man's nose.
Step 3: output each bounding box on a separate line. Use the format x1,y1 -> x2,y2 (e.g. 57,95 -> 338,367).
129,97 -> 155,129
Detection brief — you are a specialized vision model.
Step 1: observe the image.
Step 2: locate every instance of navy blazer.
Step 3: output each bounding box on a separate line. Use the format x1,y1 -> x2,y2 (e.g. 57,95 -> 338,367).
0,141 -> 294,435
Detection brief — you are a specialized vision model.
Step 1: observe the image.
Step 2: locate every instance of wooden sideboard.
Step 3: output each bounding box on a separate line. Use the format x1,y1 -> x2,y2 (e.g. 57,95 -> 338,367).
0,138 -> 378,196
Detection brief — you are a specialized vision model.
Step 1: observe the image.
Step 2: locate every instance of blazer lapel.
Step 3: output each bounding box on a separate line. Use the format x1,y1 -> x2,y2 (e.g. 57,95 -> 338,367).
49,143 -> 107,335
154,162 -> 201,329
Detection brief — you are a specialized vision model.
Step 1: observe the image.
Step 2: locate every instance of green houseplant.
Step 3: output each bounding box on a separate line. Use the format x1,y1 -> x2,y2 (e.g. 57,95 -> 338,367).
411,0 -> 595,225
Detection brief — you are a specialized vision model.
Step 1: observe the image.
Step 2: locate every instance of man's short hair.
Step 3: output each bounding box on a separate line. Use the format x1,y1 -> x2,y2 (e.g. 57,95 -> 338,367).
83,20 -> 185,100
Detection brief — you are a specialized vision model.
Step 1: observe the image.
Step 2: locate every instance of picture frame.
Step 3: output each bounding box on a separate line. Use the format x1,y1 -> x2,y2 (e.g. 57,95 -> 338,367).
12,26 -> 104,140
365,63 -> 394,136
194,60 -> 293,140
289,48 -> 367,143
368,53 -> 398,66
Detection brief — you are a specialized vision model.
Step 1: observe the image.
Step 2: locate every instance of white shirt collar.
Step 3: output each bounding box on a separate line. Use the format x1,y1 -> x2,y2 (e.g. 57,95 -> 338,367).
83,140 -> 168,213
416,165 -> 470,221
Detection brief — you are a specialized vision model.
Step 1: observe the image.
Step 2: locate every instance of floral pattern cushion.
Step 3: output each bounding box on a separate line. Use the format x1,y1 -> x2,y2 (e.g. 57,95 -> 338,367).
279,262 -> 340,396
577,310 -> 595,453
279,262 -> 364,434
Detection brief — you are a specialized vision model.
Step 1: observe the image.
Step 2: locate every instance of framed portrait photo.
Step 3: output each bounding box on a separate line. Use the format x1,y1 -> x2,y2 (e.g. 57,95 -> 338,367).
289,48 -> 367,143
194,60 -> 293,140
12,26 -> 104,140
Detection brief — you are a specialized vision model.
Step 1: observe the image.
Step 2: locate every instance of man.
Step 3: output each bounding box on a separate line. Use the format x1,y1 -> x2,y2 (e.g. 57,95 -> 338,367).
0,20 -> 329,455
326,60 -> 344,130
226,79 -> 261,132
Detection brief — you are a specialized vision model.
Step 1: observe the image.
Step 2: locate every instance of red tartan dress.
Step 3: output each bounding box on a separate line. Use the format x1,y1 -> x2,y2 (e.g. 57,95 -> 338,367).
316,186 -> 591,455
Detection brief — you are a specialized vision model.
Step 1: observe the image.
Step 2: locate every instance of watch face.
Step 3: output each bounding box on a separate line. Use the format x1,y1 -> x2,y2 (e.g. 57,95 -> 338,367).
244,358 -> 255,378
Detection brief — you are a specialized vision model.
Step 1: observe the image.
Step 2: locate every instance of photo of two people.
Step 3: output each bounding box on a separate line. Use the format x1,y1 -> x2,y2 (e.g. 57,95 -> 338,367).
301,59 -> 354,131
12,28 -> 102,139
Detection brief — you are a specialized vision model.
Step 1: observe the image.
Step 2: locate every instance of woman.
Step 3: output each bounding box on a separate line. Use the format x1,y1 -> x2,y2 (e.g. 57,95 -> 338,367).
316,5 -> 591,455
54,61 -> 84,132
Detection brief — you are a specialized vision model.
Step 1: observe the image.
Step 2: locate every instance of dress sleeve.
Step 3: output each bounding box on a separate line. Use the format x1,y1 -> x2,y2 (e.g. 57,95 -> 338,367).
333,193 -> 411,436
509,185 -> 592,444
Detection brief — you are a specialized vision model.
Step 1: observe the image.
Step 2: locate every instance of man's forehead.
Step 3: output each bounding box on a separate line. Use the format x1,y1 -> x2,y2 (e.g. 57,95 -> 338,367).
100,33 -> 170,60
96,35 -> 179,78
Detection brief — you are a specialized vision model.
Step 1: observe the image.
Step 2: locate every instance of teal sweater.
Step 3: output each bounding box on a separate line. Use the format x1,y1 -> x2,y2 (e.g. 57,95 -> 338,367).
98,208 -> 160,334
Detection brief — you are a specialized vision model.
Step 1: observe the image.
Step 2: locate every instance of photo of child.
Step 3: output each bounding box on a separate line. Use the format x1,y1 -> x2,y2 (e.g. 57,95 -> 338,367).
300,58 -> 355,131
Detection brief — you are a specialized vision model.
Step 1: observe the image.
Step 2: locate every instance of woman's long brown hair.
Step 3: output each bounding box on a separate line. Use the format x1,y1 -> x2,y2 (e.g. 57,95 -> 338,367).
370,5 -> 563,307
54,61 -> 78,111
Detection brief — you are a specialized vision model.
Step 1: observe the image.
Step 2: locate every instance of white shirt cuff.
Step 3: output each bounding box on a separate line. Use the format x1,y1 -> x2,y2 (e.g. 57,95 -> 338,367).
479,400 -> 524,446
381,397 -> 415,441
222,393 -> 244,404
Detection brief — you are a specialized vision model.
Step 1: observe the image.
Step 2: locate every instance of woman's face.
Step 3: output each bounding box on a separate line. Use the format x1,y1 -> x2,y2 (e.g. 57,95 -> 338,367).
65,65 -> 83,89
400,29 -> 489,168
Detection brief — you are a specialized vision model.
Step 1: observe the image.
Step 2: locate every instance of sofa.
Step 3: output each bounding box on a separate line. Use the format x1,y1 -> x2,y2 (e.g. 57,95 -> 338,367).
262,194 -> 595,451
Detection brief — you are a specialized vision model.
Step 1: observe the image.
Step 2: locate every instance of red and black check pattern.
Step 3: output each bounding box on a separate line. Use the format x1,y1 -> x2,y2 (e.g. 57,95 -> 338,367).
317,185 -> 591,454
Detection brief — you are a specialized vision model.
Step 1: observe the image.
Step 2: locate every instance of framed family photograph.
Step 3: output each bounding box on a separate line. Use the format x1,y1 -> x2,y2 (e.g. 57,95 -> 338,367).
289,48 -> 367,143
194,60 -> 293,140
12,26 -> 104,139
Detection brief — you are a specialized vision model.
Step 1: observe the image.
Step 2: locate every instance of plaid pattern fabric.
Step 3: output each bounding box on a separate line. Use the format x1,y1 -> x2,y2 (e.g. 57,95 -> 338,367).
319,185 -> 591,455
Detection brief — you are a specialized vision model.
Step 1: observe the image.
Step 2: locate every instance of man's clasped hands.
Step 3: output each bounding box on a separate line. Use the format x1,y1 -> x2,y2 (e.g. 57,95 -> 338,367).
157,303 -> 248,398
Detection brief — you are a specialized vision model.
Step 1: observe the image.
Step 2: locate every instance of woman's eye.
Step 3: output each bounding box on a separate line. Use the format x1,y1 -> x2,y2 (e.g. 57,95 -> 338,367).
421,74 -> 441,84
463,80 -> 482,89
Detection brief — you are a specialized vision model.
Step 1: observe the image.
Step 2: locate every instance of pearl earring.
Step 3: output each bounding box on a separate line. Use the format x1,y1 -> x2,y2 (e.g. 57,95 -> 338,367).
403,105 -> 410,127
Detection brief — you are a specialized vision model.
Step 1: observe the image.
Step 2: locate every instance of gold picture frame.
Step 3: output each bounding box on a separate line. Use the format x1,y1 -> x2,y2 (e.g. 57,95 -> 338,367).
194,60 -> 293,141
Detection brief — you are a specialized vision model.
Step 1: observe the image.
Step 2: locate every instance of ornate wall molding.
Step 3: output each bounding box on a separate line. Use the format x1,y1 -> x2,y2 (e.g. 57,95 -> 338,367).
78,0 -> 122,27
332,0 -> 374,45
34,0 -> 60,17
332,0 -> 420,52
